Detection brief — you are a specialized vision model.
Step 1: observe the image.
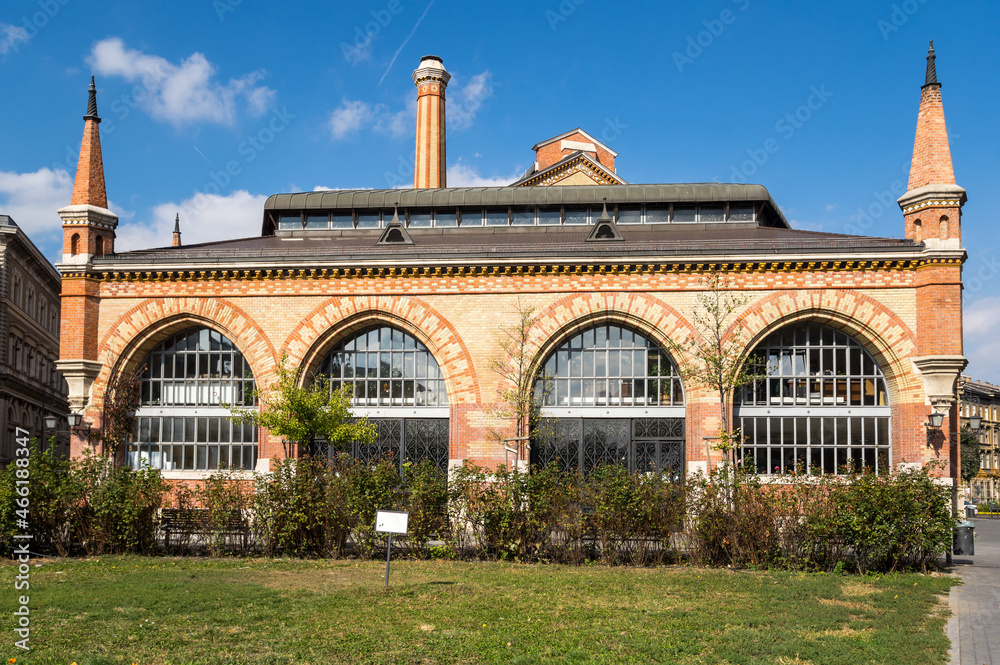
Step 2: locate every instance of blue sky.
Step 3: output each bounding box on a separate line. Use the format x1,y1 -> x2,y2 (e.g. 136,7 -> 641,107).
1,0 -> 998,379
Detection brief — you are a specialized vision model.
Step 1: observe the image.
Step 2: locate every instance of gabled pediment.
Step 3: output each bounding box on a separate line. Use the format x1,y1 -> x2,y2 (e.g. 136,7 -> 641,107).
513,151 -> 627,187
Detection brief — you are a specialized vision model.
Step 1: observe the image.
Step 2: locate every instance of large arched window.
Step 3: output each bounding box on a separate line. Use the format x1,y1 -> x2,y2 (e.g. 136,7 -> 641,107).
129,326 -> 257,471
317,325 -> 449,471
736,322 -> 890,475
532,324 -> 684,475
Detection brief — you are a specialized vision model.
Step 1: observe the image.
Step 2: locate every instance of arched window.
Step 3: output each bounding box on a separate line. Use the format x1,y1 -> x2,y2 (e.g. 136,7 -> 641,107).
532,324 -> 685,475
317,325 -> 449,471
11,273 -> 21,307
130,326 -> 257,471
736,322 -> 890,475
70,234 -> 80,256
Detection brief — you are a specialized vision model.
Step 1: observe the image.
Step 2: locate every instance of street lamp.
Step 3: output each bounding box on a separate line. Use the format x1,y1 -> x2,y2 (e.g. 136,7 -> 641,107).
926,412 -> 945,429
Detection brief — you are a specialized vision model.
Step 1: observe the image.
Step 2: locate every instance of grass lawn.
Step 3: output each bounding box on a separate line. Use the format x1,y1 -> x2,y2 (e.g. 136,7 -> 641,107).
0,556 -> 956,664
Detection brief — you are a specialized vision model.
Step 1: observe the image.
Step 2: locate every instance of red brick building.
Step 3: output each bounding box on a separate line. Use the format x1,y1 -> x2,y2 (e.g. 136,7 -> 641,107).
56,47 -> 967,484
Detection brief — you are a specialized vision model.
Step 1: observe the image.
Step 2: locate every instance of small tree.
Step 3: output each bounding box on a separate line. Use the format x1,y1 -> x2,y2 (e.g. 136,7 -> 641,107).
669,272 -> 762,467
487,300 -> 549,466
960,426 -> 982,484
99,367 -> 142,459
229,355 -> 376,459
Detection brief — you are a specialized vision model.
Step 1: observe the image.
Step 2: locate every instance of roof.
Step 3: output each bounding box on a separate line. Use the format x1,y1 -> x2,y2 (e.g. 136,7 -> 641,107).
511,151 -> 627,187
101,224 -> 919,268
531,128 -> 619,158
263,183 -> 791,231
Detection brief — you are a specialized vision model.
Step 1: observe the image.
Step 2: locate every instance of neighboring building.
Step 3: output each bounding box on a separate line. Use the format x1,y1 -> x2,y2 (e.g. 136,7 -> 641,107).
958,376 -> 1000,500
57,47 -> 968,484
1,214 -> 70,464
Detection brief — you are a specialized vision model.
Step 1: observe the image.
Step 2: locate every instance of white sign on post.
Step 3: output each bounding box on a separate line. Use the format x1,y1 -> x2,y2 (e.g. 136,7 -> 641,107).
376,510 -> 409,535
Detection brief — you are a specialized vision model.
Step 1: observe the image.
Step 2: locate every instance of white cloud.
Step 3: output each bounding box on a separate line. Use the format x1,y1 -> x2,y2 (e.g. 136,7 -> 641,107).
965,297 -> 1000,383
328,98 -> 412,141
825,204 -> 837,212
447,160 -> 523,187
0,23 -> 30,55
87,38 -> 275,125
449,70 -> 493,130
115,190 -> 267,252
0,167 -> 72,237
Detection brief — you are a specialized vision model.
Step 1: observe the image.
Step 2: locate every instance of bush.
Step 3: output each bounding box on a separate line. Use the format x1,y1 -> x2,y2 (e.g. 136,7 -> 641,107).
0,440 -> 80,555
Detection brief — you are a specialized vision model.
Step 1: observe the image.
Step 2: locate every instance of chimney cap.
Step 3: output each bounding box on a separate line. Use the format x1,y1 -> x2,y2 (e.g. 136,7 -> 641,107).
413,55 -> 450,86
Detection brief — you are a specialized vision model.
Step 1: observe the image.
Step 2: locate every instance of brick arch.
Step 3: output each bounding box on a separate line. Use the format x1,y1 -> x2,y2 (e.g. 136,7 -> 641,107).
281,295 -> 480,404
94,297 -> 278,405
731,289 -> 920,406
528,291 -> 703,397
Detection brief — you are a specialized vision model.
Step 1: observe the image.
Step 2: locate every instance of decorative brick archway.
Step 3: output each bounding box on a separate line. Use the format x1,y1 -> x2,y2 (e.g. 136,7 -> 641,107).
94,297 -> 278,405
281,295 -> 481,405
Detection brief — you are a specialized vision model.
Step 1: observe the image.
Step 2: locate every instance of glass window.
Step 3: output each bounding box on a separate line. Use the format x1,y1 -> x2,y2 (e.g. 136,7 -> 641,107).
278,214 -> 301,230
673,205 -> 697,223
485,207 -> 508,226
435,208 -> 458,227
356,211 -> 381,228
645,206 -> 671,224
737,323 -> 890,475
699,205 -> 725,222
729,203 -> 755,221
305,214 -> 329,229
564,206 -> 589,225
331,213 -> 354,229
319,325 -> 448,408
617,206 -> 642,225
538,207 -> 561,226
132,326 -> 257,471
512,206 -> 535,226
408,209 -> 432,228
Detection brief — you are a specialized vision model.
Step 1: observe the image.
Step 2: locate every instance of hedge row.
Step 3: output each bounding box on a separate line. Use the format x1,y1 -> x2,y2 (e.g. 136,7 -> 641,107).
0,446 -> 953,573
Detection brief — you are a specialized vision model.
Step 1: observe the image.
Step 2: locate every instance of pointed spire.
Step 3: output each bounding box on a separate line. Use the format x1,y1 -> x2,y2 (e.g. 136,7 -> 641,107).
907,42 -> 955,190
84,75 -> 101,122
70,77 -> 108,208
597,197 -> 612,222
377,203 -> 413,244
172,213 -> 182,247
924,41 -> 938,87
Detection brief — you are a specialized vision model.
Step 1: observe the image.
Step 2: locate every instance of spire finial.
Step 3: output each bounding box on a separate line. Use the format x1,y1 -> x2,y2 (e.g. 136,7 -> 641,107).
391,202 -> 400,224
174,212 -> 181,233
598,197 -> 612,222
84,75 -> 101,123
924,40 -> 938,87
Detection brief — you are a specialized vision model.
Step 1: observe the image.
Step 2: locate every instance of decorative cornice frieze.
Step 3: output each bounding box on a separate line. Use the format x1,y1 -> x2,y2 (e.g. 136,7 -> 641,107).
71,257 -> 958,284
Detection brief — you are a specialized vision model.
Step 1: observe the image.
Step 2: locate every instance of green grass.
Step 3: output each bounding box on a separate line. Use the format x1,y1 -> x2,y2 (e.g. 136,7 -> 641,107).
0,557 -> 957,664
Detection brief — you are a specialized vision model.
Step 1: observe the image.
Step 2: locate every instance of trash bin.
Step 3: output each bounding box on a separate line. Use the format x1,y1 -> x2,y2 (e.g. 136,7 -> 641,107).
966,505 -> 977,518
953,520 -> 975,556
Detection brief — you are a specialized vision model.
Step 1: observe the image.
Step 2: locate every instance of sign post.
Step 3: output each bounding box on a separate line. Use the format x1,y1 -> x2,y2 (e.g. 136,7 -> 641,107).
375,510 -> 409,588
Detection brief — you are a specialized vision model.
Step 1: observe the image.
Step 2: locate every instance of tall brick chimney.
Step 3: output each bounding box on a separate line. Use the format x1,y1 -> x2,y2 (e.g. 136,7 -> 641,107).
898,41 -> 966,248
412,55 -> 450,188
56,77 -> 119,447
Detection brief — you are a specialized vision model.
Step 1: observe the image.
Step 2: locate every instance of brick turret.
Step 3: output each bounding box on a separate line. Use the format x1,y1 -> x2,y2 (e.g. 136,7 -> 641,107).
58,76 -> 118,265
898,42 -> 966,248
901,42 -> 968,479
412,56 -> 450,188
56,77 -> 118,448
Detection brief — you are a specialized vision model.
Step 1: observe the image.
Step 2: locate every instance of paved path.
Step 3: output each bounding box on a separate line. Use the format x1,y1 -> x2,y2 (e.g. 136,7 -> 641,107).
948,515 -> 1000,665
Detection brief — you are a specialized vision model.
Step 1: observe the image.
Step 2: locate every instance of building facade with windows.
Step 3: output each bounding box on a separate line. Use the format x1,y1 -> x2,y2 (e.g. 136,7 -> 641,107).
958,376 -> 1000,500
1,214 -> 70,464
57,49 -> 968,483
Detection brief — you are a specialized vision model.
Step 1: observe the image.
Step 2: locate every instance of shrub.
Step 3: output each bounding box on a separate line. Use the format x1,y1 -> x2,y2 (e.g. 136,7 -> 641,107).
0,440 -> 80,555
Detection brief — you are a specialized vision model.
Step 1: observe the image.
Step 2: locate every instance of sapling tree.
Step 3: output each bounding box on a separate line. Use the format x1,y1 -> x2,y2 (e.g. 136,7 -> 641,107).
486,300 -> 551,467
669,272 -> 762,468
960,426 -> 983,484
229,355 -> 376,459
99,367 -> 142,459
